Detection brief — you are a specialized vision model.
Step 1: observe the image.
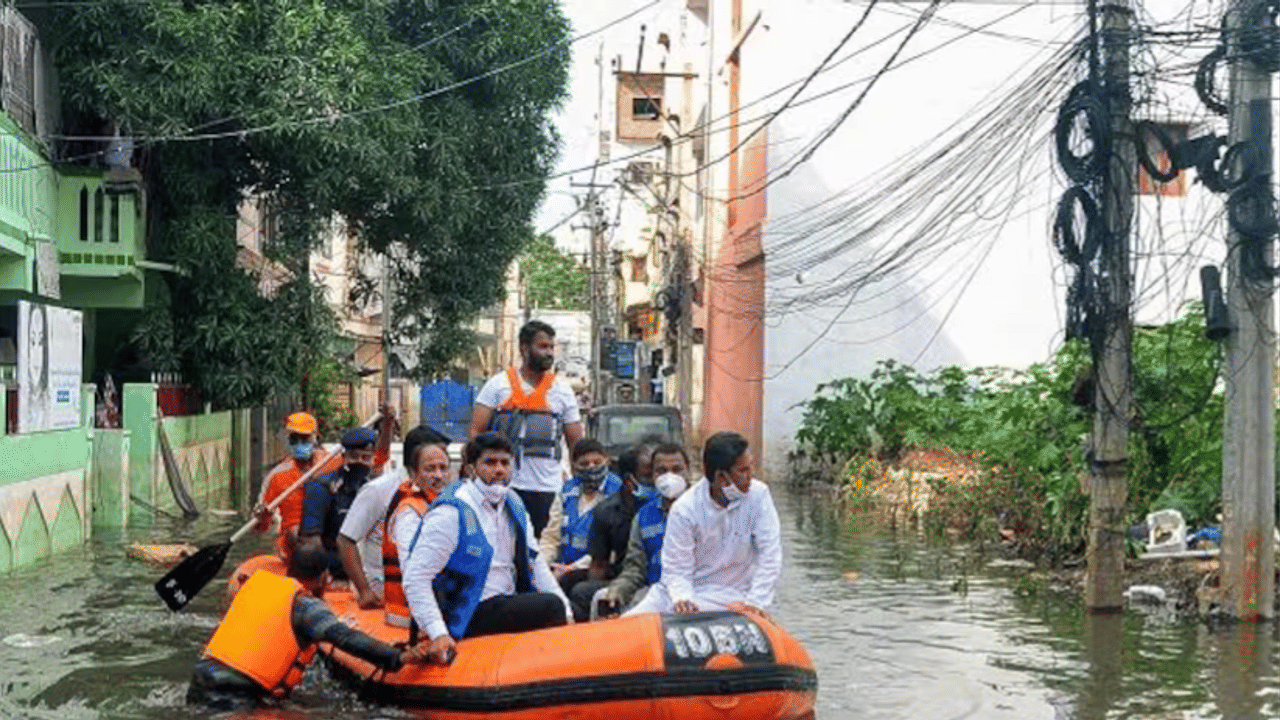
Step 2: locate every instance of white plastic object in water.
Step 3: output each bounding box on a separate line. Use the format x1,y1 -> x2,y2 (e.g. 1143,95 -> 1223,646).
1145,509 -> 1186,555
1123,585 -> 1168,604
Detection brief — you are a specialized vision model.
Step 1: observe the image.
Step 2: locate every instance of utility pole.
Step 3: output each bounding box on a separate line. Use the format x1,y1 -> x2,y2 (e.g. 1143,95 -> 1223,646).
572,182 -> 612,408
1084,0 -> 1135,612
380,253 -> 392,406
1220,0 -> 1276,621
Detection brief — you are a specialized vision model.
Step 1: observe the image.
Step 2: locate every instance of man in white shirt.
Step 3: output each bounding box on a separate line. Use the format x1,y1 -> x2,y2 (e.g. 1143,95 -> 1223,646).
470,320 -> 584,540
625,431 -> 782,617
402,432 -> 573,665
338,425 -> 451,609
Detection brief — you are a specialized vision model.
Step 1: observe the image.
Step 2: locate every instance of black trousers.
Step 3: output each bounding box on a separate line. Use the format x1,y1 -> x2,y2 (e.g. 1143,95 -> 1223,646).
514,489 -> 556,539
569,578 -> 610,622
464,593 -> 568,638
186,657 -> 266,711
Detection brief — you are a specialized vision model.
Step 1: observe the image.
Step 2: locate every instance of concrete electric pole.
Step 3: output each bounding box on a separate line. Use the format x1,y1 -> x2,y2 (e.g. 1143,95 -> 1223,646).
1220,0 -> 1276,621
1085,0 -> 1136,612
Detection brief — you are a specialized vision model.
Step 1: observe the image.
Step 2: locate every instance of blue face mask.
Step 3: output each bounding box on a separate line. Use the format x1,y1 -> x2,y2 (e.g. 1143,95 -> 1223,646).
633,484 -> 659,503
290,442 -> 314,461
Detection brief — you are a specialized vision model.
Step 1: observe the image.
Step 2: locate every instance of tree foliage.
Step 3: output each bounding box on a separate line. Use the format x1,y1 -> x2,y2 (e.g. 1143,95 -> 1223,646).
46,0 -> 571,407
521,234 -> 588,311
793,305 -> 1225,555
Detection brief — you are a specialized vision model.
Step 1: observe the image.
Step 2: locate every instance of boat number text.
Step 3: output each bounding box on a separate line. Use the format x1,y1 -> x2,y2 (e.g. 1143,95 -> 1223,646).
662,613 -> 775,667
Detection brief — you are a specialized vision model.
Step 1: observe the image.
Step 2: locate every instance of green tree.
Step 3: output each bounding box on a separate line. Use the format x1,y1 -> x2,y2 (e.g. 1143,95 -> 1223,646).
521,234 -> 589,311
45,0 -> 571,407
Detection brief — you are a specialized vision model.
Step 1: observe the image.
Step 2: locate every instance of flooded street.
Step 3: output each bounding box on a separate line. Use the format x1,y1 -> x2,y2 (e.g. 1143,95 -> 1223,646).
0,486 -> 1276,720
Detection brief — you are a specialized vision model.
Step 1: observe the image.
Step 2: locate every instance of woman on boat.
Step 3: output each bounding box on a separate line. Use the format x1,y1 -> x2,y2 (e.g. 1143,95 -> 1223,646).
187,546 -> 425,710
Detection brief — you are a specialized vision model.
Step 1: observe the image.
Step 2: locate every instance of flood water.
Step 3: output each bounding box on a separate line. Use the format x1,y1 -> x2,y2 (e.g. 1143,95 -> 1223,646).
0,486 -> 1276,720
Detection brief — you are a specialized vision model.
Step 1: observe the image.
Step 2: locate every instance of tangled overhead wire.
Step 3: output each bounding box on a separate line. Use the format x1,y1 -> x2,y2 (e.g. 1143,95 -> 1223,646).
1191,0 -> 1280,283
1052,73 -> 1111,350
1055,81 -> 1111,185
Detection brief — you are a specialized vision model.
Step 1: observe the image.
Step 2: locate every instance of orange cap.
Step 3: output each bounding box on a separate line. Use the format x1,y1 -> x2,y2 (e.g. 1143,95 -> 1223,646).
285,412 -> 318,435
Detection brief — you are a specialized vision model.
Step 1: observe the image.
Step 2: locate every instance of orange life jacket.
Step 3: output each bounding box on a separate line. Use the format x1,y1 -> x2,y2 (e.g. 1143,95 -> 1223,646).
499,366 -> 555,411
382,481 -> 436,629
202,570 -> 317,697
492,367 -> 563,464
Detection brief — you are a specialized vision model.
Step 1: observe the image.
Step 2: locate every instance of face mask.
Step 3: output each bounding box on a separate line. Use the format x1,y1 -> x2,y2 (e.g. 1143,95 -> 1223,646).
529,354 -> 554,372
477,478 -> 509,506
722,481 -> 748,503
634,484 -> 660,503
578,464 -> 608,489
655,472 -> 688,500
345,462 -> 372,488
290,442 -> 314,461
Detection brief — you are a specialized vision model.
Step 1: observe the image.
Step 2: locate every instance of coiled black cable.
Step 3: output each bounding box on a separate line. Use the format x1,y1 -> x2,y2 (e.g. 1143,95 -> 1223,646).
1053,185 -> 1102,266
1194,45 -> 1228,116
1055,81 -> 1111,184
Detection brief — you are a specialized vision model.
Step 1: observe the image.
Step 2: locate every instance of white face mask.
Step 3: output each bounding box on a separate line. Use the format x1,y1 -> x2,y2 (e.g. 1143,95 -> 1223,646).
476,478 -> 509,506
655,472 -> 688,500
722,480 -> 748,503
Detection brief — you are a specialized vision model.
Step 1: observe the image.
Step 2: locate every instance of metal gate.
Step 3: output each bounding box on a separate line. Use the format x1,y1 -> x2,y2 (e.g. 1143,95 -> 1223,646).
419,380 -> 474,441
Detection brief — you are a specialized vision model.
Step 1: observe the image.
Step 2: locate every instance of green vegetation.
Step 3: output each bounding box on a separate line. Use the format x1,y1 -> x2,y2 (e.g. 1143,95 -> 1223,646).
47,0 -> 571,408
792,305 -> 1223,558
521,234 -> 589,311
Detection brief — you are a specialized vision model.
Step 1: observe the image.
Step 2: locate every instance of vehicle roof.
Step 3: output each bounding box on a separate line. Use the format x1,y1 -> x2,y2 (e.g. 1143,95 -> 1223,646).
592,405 -> 682,416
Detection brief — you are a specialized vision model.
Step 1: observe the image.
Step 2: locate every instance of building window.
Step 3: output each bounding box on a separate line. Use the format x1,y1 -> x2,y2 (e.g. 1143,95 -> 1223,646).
78,187 -> 88,242
93,187 -> 105,242
617,72 -> 665,140
109,195 -> 120,243
1138,122 -> 1190,197
632,97 -> 662,121
630,255 -> 649,283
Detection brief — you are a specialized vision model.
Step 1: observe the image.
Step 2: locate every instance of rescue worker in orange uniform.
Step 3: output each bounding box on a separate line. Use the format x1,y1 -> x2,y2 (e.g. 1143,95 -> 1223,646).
382,436 -> 453,631
252,412 -> 341,563
254,407 -> 396,566
186,545 -> 426,710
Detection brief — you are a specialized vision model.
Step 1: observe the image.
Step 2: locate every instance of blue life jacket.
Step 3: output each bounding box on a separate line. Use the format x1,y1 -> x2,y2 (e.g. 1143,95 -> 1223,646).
636,497 -> 667,585
419,479 -> 536,639
558,473 -> 621,564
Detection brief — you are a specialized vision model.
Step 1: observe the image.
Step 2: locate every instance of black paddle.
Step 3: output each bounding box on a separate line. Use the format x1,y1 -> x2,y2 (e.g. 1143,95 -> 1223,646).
154,412 -> 380,611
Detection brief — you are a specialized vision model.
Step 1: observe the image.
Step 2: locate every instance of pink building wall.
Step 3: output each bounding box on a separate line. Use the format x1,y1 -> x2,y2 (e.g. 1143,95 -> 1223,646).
702,127 -> 768,463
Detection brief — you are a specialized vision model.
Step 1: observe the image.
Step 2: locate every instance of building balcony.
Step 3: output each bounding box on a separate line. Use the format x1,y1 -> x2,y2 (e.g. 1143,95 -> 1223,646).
53,167 -> 147,309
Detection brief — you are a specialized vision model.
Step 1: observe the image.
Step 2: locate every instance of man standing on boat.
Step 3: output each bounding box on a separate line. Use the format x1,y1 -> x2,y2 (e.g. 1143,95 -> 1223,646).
625,431 -> 782,617
470,320 -> 584,540
402,432 -> 574,664
187,546 -> 426,710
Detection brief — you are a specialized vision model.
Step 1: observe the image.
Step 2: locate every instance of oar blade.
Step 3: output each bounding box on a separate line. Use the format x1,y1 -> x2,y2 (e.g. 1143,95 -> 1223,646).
154,542 -> 231,611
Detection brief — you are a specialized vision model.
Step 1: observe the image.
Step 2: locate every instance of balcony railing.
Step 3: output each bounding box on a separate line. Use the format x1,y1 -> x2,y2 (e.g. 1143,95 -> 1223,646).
56,170 -> 144,277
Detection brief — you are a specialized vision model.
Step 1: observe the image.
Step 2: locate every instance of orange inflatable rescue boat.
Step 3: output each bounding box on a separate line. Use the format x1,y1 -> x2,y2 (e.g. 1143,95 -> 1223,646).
231,556 -> 817,719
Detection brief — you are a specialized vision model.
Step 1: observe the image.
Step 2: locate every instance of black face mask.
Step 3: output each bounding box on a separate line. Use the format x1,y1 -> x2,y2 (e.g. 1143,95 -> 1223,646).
578,463 -> 608,491
344,462 -> 372,489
